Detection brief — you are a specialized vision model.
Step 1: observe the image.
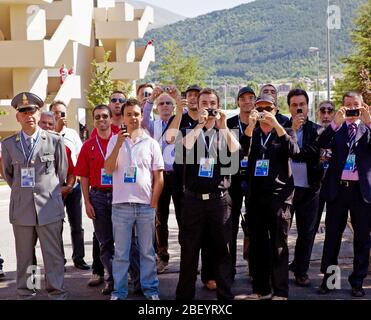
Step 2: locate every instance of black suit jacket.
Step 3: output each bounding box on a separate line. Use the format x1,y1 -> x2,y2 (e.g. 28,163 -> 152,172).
243,127 -> 300,204
286,119 -> 323,191
318,122 -> 371,203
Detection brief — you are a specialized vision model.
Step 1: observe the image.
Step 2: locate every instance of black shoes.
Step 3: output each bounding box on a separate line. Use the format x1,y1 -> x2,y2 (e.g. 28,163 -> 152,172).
74,259 -> 90,270
101,283 -> 114,295
351,286 -> 365,298
295,274 -> 311,287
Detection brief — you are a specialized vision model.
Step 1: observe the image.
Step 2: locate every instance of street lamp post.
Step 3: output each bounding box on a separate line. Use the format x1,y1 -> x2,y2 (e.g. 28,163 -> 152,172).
309,47 -> 320,120
326,0 -> 331,100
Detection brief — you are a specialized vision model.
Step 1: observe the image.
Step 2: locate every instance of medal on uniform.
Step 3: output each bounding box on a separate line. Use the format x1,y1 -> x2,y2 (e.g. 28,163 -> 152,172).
124,166 -> 137,183
254,159 -> 270,177
21,167 -> 35,187
101,168 -> 112,185
199,157 -> 215,178
343,154 -> 356,171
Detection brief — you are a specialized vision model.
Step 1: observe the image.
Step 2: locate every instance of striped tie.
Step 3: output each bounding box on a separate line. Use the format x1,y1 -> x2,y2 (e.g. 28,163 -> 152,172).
348,123 -> 357,154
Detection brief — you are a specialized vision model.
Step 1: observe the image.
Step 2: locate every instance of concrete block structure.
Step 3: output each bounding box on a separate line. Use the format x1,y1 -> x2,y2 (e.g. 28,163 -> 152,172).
0,0 -> 154,138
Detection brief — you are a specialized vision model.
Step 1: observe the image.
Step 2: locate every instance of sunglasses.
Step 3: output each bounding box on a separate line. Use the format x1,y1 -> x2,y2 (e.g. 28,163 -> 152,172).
94,114 -> 109,120
256,106 -> 273,112
319,108 -> 334,114
111,98 -> 125,104
158,101 -> 173,106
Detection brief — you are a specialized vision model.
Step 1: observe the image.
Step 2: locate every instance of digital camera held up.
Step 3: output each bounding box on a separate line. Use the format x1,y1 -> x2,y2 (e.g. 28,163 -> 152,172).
207,108 -> 219,117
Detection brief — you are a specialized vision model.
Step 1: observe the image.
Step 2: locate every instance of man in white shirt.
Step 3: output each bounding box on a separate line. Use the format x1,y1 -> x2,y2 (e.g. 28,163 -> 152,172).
105,99 -> 164,300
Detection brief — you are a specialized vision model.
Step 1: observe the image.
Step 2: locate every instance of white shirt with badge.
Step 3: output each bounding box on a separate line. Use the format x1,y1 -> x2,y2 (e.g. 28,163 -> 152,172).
106,131 -> 164,205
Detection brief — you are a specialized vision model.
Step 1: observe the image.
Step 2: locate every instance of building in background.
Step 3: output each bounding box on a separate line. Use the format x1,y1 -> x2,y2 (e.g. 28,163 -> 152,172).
0,0 -> 154,138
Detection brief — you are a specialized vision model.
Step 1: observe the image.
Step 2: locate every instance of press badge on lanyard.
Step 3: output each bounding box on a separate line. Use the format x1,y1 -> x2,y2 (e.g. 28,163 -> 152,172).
199,131 -> 216,178
124,140 -> 138,183
96,137 -> 113,185
254,132 -> 271,177
344,154 -> 356,171
20,132 -> 40,188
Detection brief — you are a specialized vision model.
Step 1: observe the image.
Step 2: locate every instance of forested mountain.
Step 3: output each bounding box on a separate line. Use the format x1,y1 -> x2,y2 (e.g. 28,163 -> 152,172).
142,0 -> 367,82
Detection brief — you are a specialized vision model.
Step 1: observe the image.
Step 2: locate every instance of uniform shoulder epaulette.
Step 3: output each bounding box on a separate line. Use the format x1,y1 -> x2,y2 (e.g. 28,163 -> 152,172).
1,133 -> 17,142
46,130 -> 61,136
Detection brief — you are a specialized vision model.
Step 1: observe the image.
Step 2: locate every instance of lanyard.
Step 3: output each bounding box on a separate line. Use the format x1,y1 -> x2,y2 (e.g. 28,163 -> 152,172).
260,132 -> 272,159
96,136 -> 106,160
20,131 -> 41,167
124,138 -> 145,166
238,115 -> 246,136
200,130 -> 216,157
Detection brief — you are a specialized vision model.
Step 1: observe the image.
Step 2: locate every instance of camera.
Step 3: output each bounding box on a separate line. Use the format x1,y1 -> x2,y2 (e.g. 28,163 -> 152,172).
121,124 -> 128,134
162,86 -> 171,92
61,111 -> 66,117
297,109 -> 303,114
345,109 -> 360,117
207,108 -> 219,117
257,112 -> 265,120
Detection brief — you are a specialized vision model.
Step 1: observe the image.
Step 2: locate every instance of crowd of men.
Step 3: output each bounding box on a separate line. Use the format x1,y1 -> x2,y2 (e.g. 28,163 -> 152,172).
0,82 -> 370,300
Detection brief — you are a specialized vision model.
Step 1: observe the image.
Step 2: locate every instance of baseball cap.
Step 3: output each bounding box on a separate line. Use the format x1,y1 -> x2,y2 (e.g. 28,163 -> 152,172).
237,86 -> 256,99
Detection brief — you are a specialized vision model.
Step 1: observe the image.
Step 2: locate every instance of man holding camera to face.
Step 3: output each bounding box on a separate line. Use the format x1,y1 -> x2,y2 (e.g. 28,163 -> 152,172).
175,88 -> 240,300
285,89 -> 323,287
317,91 -> 371,298
236,95 -> 299,300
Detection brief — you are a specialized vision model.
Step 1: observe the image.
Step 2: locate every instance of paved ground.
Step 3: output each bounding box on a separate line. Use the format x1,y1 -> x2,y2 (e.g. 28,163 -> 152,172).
0,184 -> 370,300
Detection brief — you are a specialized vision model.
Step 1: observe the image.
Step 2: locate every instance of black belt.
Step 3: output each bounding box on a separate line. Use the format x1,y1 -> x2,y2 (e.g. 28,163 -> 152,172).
91,187 -> 112,193
339,180 -> 359,187
185,189 -> 227,201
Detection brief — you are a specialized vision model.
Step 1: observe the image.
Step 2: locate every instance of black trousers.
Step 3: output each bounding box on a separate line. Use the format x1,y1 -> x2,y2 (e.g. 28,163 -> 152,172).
92,232 -> 104,276
248,194 -> 291,297
291,187 -> 320,277
176,192 -> 234,300
156,172 -> 183,262
228,175 -> 248,278
320,182 -> 371,288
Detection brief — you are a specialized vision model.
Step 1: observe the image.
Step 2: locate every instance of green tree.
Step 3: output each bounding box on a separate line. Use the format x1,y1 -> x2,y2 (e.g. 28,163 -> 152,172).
333,0 -> 371,105
246,81 -> 260,95
115,81 -> 135,98
277,95 -> 289,115
157,40 -> 209,92
291,80 -> 308,91
85,51 -> 114,130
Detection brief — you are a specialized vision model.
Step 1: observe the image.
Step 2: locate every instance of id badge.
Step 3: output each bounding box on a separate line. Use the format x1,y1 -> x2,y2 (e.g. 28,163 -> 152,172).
344,154 -> 356,171
254,159 -> 269,177
21,167 -> 35,187
240,156 -> 248,168
124,166 -> 137,183
101,168 -> 112,186
198,157 -> 215,178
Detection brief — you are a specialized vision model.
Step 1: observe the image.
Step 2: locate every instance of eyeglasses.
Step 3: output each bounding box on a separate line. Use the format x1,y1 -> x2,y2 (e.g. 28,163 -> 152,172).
158,101 -> 173,106
256,106 -> 273,112
111,98 -> 126,104
319,108 -> 334,114
94,114 -> 109,120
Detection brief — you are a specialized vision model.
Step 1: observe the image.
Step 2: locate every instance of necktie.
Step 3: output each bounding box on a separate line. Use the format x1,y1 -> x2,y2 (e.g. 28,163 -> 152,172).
27,137 -> 34,152
348,123 -> 357,144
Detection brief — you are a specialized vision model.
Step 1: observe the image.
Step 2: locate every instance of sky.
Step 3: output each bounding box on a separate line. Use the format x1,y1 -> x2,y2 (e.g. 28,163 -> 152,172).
141,0 -> 255,18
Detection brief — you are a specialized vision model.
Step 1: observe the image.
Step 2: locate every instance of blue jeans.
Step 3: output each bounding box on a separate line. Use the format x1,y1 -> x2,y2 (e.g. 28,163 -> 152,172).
89,189 -> 114,285
111,203 -> 159,299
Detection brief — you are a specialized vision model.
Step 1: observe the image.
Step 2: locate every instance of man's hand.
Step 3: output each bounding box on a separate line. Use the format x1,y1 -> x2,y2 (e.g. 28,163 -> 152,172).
334,107 -> 347,127
198,109 -> 208,127
291,113 -> 305,131
260,111 -> 280,129
244,109 -> 258,136
85,201 -> 96,220
148,86 -> 163,104
175,98 -> 188,115
360,105 -> 371,126
61,185 -> 73,200
55,117 -> 67,132
215,110 -> 227,129
116,128 -> 129,148
167,86 -> 181,101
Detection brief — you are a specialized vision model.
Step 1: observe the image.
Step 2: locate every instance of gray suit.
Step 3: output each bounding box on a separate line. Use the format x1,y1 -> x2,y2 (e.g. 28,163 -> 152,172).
1,128 -> 68,299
